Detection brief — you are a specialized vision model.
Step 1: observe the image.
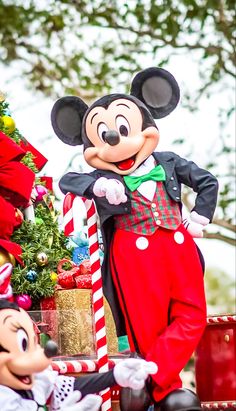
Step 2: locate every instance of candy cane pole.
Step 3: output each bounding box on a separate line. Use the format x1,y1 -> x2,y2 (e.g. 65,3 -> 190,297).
63,193 -> 76,236
63,193 -> 112,411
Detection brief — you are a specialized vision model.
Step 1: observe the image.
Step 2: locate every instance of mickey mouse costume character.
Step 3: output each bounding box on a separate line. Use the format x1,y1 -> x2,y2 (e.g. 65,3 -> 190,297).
51,67 -> 219,410
0,263 -> 157,411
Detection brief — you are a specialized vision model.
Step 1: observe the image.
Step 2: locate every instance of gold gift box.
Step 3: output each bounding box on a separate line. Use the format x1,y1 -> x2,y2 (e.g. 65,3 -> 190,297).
55,289 -> 118,356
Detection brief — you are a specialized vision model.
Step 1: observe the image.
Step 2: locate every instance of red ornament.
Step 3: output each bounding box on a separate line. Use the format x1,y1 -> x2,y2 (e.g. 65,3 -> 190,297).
40,296 -> 57,311
15,294 -> 32,310
35,185 -> 48,202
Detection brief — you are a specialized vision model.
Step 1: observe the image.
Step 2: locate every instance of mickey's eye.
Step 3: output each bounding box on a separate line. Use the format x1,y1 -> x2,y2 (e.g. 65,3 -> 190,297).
17,329 -> 29,352
97,122 -> 109,142
116,116 -> 130,137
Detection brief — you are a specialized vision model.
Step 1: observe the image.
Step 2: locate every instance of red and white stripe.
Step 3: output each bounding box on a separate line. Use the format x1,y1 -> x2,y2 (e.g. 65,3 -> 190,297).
63,193 -> 112,411
51,357 -> 122,374
207,315 -> 236,324
0,263 -> 13,300
63,192 -> 76,236
51,359 -> 97,374
201,401 -> 236,409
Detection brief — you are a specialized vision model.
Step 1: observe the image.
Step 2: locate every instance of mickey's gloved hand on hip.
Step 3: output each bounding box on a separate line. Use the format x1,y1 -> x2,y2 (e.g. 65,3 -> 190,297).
183,211 -> 210,238
190,211 -> 210,226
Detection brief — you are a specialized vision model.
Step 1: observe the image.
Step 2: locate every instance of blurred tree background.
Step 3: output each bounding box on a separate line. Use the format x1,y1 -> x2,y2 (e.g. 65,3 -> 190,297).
0,0 -> 235,312
205,267 -> 235,314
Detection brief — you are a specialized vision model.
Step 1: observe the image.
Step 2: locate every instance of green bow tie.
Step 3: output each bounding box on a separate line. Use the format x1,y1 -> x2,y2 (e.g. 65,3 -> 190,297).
124,164 -> 166,192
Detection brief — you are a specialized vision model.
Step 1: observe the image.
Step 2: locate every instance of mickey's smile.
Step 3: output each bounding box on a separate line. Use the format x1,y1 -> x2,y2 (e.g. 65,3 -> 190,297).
115,156 -> 135,171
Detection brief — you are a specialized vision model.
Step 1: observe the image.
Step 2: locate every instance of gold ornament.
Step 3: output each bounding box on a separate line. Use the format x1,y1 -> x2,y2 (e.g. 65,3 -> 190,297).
1,115 -> 16,133
36,252 -> 49,266
0,247 -> 16,267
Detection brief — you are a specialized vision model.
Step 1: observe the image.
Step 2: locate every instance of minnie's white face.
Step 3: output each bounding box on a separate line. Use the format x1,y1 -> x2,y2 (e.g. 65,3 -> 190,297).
84,98 -> 160,175
0,308 -> 51,390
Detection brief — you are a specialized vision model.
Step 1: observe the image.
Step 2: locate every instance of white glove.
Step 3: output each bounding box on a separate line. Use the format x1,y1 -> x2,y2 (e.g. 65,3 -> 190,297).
61,391 -> 102,411
93,177 -> 127,205
113,358 -> 158,390
183,211 -> 210,238
183,218 -> 204,238
190,211 -> 210,226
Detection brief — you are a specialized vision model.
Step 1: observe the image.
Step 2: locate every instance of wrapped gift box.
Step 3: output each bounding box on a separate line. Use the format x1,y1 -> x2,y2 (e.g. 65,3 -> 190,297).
41,289 -> 118,356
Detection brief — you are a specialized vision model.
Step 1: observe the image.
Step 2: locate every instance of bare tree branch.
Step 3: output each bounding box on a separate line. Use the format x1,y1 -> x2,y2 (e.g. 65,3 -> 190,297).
213,218 -> 236,233
204,231 -> 236,246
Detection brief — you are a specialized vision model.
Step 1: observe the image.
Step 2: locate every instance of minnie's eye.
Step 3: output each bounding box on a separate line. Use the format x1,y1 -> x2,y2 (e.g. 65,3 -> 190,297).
17,329 -> 29,352
97,123 -> 109,142
116,116 -> 130,137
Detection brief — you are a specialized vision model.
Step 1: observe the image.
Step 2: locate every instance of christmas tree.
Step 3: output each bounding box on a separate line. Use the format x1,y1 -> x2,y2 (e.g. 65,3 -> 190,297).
0,91 -> 72,310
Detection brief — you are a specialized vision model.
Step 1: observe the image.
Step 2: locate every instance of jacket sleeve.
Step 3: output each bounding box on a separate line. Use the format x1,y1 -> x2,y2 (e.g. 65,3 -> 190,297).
73,370 -> 116,397
59,171 -> 98,199
174,153 -> 219,222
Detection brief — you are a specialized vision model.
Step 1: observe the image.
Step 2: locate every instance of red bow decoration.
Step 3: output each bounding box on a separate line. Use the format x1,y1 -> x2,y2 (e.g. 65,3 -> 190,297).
0,131 -> 35,208
19,138 -> 48,172
0,132 -> 36,263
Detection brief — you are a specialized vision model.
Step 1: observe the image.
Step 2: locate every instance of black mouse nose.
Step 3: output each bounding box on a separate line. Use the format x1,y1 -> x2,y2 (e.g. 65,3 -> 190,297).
44,340 -> 58,358
104,130 -> 120,146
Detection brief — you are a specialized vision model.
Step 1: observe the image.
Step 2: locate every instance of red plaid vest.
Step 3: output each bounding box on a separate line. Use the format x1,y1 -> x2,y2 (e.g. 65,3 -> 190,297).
114,182 -> 182,235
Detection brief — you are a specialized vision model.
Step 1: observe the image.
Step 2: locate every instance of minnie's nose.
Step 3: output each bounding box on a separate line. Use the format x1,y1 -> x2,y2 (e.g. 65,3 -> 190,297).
104,130 -> 120,146
44,340 -> 58,358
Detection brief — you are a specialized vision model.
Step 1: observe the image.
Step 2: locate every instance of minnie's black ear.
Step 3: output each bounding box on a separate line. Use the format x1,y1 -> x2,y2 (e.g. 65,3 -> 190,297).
51,96 -> 88,146
130,67 -> 180,119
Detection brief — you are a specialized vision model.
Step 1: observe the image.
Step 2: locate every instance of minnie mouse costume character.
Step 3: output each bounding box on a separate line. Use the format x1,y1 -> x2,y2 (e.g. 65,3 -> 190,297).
51,67 -> 219,410
0,263 -> 157,411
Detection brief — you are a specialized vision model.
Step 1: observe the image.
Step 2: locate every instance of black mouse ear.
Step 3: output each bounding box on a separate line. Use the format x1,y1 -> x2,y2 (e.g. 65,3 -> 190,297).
51,96 -> 88,146
130,67 -> 180,119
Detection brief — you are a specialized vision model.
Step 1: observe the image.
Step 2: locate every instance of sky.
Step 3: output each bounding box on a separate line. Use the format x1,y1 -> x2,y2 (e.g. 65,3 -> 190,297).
1,59 -> 235,283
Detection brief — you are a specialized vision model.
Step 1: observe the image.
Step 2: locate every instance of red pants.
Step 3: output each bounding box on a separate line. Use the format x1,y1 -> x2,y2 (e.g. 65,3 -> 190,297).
110,224 -> 206,402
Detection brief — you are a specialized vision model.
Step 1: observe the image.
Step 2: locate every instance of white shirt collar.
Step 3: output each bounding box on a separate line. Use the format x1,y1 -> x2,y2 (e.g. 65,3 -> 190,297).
130,155 -> 156,177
